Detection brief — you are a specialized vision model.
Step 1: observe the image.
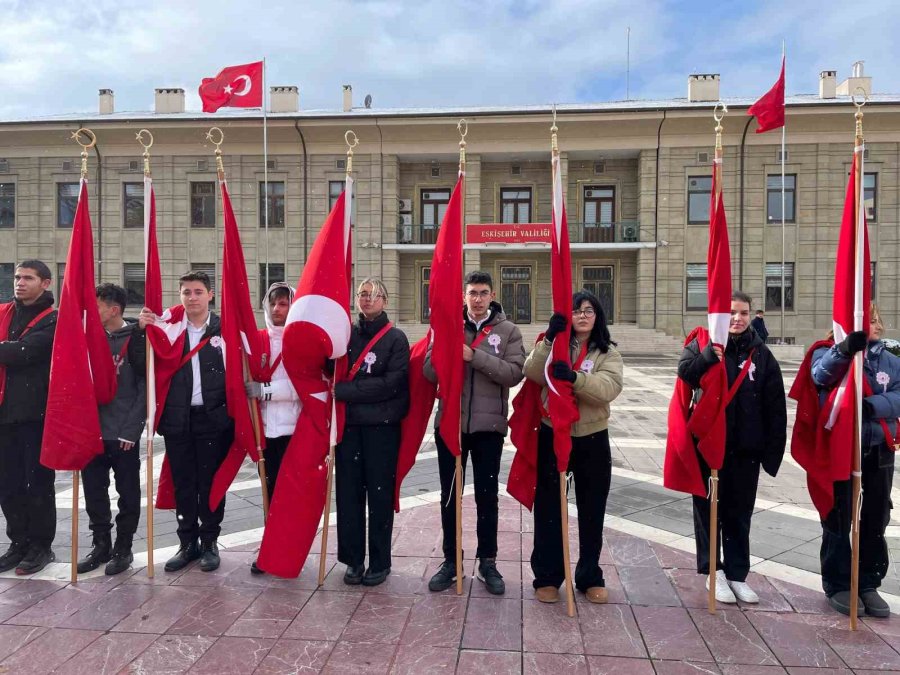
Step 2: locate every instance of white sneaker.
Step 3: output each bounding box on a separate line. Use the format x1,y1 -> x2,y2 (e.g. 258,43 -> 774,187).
727,579 -> 759,604
705,570 -> 737,604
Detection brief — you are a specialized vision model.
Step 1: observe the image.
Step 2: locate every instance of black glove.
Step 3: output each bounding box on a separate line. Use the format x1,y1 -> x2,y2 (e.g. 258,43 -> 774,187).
862,399 -> 875,418
551,361 -> 577,383
838,330 -> 868,356
545,313 -> 568,343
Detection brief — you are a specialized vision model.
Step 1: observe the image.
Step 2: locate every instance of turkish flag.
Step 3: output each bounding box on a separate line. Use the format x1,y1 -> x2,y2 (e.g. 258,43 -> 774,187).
199,61 -> 264,113
256,177 -> 353,578
41,180 -> 117,470
429,173 -> 465,456
143,176 -> 162,316
748,56 -> 786,134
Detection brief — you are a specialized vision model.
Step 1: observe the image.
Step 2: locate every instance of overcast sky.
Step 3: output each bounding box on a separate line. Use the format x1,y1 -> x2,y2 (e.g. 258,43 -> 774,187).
0,0 -> 897,119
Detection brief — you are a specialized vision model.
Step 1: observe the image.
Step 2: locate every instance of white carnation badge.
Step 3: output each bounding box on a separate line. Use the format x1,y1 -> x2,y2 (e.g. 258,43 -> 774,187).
876,370 -> 890,393
580,359 -> 594,373
364,352 -> 377,373
209,335 -> 223,350
739,359 -> 757,381
487,333 -> 502,354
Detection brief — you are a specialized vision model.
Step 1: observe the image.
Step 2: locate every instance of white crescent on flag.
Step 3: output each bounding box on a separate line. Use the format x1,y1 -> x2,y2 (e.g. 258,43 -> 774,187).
285,294 -> 351,360
232,75 -> 252,96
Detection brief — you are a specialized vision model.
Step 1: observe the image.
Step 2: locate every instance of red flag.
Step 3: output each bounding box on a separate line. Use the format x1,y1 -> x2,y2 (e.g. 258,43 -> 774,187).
429,173 -> 465,456
256,178 -> 352,578
209,180 -> 263,510
41,180 -> 117,470
143,176 -> 162,316
748,56 -> 785,133
199,61 -> 264,113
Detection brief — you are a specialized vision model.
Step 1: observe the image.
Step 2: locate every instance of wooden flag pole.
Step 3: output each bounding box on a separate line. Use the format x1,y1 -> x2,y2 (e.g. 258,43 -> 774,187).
318,443 -> 335,586
71,471 -> 79,583
455,120 -> 468,596
243,354 -> 269,521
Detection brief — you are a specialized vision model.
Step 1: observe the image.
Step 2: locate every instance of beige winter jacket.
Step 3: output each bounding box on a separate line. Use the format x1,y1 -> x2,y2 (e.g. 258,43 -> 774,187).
522,337 -> 624,437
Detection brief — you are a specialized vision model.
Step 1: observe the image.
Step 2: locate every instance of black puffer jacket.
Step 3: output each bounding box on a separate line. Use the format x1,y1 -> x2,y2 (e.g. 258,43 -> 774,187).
0,291 -> 57,425
677,326 -> 787,476
99,319 -> 147,443
333,312 -> 410,426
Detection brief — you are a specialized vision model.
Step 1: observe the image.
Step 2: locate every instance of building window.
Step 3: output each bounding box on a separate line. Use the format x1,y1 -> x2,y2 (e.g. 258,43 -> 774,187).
191,181 -> 216,227
56,263 -> 66,299
123,263 -> 145,308
0,263 -> 12,302
687,176 -> 712,224
420,266 -> 430,322
0,183 -> 14,228
192,263 -> 216,307
685,263 -> 707,311
500,187 -> 532,224
57,183 -> 79,228
123,182 -> 143,228
765,262 -> 794,311
329,180 -> 343,210
864,173 -> 877,222
259,181 -> 285,228
582,266 -> 615,322
766,174 -> 796,223
258,263 -> 286,306
871,261 -> 877,299
421,189 -> 450,245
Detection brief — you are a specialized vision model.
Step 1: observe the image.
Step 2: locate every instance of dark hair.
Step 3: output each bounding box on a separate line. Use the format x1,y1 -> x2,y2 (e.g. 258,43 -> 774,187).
268,286 -> 292,303
732,290 -> 753,308
17,260 -> 52,280
572,289 -> 616,353
96,283 -> 127,314
179,270 -> 211,291
755,310 -> 764,316
464,270 -> 493,290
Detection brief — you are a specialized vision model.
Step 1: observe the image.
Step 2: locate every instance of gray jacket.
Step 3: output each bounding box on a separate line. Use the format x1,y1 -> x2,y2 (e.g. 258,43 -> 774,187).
424,302 -> 525,435
99,319 -> 147,444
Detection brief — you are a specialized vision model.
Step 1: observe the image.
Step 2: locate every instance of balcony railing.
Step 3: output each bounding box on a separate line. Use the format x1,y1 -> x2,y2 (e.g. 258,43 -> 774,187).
395,220 -> 642,245
397,223 -> 440,245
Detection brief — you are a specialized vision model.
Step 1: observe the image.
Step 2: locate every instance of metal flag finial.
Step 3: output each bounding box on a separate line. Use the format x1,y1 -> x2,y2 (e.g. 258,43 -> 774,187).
344,130 -> 359,175
457,119 -> 468,170
551,104 -> 559,153
852,87 -> 868,138
71,128 -> 96,178
136,129 -> 154,176
206,127 -> 225,179
713,102 -> 728,149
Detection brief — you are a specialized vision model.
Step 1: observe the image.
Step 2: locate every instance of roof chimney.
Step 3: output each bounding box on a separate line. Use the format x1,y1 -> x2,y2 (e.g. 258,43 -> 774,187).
836,61 -> 872,97
687,74 -> 720,102
342,84 -> 352,112
270,86 -> 299,113
154,88 -> 185,114
819,71 -> 837,99
99,89 -> 114,115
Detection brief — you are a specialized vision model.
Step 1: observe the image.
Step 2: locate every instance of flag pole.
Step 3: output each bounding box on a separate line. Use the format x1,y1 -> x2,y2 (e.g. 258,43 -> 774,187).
780,42 -> 787,344
455,120 -> 467,596
138,129 -> 156,577
551,110 -> 576,618
262,57 -> 270,297
849,92 -> 867,630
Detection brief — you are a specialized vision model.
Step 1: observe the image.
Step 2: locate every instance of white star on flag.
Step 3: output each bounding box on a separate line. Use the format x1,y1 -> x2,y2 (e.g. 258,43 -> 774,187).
224,84 -> 233,94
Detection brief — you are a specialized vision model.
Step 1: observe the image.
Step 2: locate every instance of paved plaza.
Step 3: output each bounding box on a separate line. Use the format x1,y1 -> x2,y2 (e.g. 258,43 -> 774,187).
0,350 -> 899,673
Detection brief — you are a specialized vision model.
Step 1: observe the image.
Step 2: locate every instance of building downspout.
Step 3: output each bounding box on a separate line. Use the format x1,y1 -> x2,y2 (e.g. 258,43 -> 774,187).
653,110 -> 666,329
293,119 -> 309,263
375,117 -> 384,278
738,117 -> 752,288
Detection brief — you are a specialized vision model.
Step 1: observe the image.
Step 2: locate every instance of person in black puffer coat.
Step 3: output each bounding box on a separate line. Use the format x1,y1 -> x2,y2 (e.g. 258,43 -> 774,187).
333,278 -> 410,587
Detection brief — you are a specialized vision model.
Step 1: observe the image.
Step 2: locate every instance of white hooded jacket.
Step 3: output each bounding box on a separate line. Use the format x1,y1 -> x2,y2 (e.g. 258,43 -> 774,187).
258,282 -> 301,438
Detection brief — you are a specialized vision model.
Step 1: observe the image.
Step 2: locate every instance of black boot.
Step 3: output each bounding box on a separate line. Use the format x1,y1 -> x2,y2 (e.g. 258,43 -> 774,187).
105,536 -> 134,576
199,541 -> 220,572
165,541 -> 200,572
0,542 -> 29,573
76,533 -> 112,574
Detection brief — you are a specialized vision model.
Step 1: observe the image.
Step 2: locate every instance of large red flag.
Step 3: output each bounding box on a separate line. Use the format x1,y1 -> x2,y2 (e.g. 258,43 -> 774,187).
429,173 -> 465,456
143,175 -> 162,316
748,56 -> 786,134
41,180 -> 117,470
256,178 -> 353,578
199,61 -> 264,113
209,180 -> 262,510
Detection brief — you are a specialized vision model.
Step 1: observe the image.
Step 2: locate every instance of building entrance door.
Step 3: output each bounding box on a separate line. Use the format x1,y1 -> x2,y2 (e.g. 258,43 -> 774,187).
581,265 -> 614,324
500,266 -> 532,324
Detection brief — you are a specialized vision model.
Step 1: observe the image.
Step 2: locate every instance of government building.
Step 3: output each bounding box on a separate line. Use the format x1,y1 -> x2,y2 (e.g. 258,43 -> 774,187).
0,64 -> 895,347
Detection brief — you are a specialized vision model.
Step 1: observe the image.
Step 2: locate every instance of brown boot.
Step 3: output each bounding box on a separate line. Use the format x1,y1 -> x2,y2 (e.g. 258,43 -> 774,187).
585,587 -> 608,604
535,586 -> 559,603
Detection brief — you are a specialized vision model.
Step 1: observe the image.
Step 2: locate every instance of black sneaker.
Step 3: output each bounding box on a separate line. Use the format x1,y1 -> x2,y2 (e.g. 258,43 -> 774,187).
0,542 -> 29,573
77,534 -> 112,574
15,546 -> 55,575
477,558 -> 505,595
164,541 -> 200,572
250,560 -> 265,575
861,589 -> 891,618
362,567 -> 390,587
199,541 -> 220,572
104,542 -> 133,576
827,590 -> 864,617
343,564 -> 365,585
428,560 -> 457,592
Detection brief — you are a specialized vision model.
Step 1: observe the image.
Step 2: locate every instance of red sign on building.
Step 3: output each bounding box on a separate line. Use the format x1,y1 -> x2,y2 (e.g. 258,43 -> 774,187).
466,223 -> 551,244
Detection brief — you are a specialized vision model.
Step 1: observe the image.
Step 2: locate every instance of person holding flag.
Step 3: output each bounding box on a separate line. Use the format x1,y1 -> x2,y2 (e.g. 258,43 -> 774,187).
523,290 -> 622,604
424,270 -> 525,595
0,260 -> 57,575
333,278 -> 410,587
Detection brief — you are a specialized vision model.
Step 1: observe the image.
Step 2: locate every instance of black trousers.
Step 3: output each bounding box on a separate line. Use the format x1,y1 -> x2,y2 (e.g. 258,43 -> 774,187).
81,439 -> 141,542
436,429 -> 503,561
531,424 -> 612,591
821,444 -> 894,596
335,424 -> 400,572
163,408 -> 233,546
0,422 -> 56,548
263,435 -> 291,502
692,450 -> 760,582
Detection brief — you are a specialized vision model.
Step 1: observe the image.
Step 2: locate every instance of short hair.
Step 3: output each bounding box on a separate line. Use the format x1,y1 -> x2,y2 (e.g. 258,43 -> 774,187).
464,270 -> 493,290
17,260 -> 52,280
756,310 -> 765,316
357,277 -> 389,301
179,270 -> 211,291
732,290 -> 753,308
268,286 -> 292,304
96,283 -> 127,314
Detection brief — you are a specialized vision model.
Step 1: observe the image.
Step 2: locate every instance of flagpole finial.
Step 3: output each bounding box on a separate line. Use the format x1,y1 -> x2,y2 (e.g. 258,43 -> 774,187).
344,130 -> 359,176
550,105 -> 559,153
71,128 -> 96,179
206,127 -> 225,179
713,102 -> 728,150
852,88 -> 868,139
136,129 -> 154,177
457,119 -> 468,171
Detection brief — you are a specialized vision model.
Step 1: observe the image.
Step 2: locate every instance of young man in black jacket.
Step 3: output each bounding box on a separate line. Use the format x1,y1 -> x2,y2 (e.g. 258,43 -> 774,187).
77,284 -> 146,576
138,271 -> 233,573
0,260 -> 58,575
677,291 -> 786,604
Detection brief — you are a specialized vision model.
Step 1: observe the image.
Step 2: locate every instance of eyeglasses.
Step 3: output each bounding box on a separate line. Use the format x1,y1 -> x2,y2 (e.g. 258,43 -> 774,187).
356,292 -> 384,300
572,308 -> 596,318
466,290 -> 492,299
